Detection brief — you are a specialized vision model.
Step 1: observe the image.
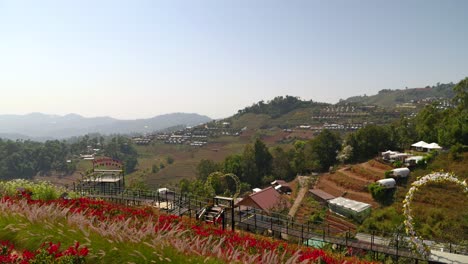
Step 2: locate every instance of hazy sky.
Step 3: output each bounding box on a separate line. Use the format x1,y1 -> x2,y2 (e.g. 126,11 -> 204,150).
1,0 -> 467,119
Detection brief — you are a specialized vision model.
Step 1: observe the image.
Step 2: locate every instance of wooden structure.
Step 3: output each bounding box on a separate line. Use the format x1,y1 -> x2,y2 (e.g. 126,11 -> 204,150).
79,157 -> 125,194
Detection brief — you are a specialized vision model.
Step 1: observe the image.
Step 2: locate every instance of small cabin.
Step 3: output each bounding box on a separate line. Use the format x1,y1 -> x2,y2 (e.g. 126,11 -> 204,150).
377,178 -> 396,189
391,168 -> 410,178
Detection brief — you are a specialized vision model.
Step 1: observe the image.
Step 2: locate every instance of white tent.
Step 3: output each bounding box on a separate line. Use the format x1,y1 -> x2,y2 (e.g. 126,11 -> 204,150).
391,168 -> 410,178
405,156 -> 424,166
411,141 -> 428,148
377,178 -> 396,189
425,142 -> 442,150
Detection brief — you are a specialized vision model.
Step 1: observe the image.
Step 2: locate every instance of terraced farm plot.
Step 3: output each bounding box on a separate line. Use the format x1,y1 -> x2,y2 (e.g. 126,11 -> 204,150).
315,161 -> 389,207
328,172 -> 369,192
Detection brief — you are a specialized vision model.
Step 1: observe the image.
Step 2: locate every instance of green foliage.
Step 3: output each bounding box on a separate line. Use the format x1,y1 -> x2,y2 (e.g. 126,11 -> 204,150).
392,160 -> 403,168
196,159 -> 221,181
271,147 -> 295,181
309,208 -> 327,224
253,139 -> 273,179
103,136 -> 138,173
0,139 -> 74,179
304,130 -> 341,172
343,82 -> 455,107
223,154 -> 243,177
359,207 -> 404,235
449,143 -> 464,161
0,179 -> 76,201
368,183 -> 385,202
236,95 -> 320,118
384,171 -> 392,178
346,125 -> 396,162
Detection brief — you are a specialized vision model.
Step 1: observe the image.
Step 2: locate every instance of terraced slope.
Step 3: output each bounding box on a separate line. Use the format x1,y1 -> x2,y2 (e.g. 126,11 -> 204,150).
315,160 -> 392,207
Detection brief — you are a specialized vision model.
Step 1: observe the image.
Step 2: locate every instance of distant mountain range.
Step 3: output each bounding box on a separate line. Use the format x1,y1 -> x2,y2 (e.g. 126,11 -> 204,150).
0,113 -> 212,140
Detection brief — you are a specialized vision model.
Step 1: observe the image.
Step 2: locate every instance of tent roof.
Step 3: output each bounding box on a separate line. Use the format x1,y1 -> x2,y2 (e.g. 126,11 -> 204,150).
411,141 -> 428,147
426,143 -> 442,149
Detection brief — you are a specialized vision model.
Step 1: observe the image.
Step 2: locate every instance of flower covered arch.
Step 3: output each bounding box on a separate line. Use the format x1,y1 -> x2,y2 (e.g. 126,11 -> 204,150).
403,172 -> 467,258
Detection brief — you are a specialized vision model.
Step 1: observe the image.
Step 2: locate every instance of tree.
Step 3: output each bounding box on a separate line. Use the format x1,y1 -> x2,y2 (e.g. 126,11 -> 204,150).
414,104 -> 443,143
241,144 -> 259,186
292,140 -> 307,174
196,159 -> 221,181
271,147 -> 295,181
223,154 -> 243,177
347,125 -> 396,162
304,130 -> 341,172
453,77 -> 468,111
254,139 -> 272,178
103,136 -> 138,173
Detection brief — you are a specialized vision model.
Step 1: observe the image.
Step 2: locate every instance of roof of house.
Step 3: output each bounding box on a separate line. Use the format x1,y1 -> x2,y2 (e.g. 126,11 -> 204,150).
238,186 -> 281,212
309,189 -> 335,201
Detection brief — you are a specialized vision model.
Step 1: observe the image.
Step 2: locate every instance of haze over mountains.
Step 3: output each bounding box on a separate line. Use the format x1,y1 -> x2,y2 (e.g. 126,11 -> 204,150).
0,82 -> 457,141
0,113 -> 211,141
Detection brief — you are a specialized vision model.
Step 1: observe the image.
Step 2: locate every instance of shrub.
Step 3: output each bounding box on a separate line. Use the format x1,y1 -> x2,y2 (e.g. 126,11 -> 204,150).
384,170 -> 393,178
0,180 -> 76,201
449,143 -> 463,161
368,183 -> 385,201
392,160 -> 402,168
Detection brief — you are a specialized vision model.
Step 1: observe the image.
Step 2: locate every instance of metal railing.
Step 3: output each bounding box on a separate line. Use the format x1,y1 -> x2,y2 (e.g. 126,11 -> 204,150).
74,186 -> 468,261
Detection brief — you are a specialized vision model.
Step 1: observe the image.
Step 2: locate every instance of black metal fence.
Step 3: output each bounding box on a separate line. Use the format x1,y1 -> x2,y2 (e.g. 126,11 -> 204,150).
74,186 -> 467,262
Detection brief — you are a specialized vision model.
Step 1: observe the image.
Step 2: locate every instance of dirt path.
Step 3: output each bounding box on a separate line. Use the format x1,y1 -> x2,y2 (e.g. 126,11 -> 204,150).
288,176 -> 309,217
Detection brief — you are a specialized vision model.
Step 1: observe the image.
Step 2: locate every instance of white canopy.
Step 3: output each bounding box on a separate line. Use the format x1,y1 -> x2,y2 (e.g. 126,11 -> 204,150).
411,141 -> 428,147
425,143 -> 442,149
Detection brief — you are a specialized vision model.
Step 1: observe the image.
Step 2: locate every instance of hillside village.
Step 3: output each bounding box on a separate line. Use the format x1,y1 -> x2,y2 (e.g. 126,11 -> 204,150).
1,81 -> 467,264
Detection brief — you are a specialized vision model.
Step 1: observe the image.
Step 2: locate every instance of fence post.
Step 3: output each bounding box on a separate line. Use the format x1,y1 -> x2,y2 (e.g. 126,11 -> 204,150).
301,224 -> 304,244
254,210 -> 257,231
188,195 -> 191,219
222,210 -> 225,231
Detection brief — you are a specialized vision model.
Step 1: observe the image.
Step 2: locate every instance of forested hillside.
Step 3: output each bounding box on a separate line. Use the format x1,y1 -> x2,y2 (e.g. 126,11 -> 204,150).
342,82 -> 455,107
0,135 -> 138,179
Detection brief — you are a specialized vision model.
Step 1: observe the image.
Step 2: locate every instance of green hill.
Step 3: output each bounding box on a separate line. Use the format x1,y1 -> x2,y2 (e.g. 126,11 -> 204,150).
342,82 -> 455,108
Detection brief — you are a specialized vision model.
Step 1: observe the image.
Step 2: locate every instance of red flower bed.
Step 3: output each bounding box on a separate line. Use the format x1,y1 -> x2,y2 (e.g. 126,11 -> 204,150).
0,240 -> 88,264
1,194 -> 375,264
